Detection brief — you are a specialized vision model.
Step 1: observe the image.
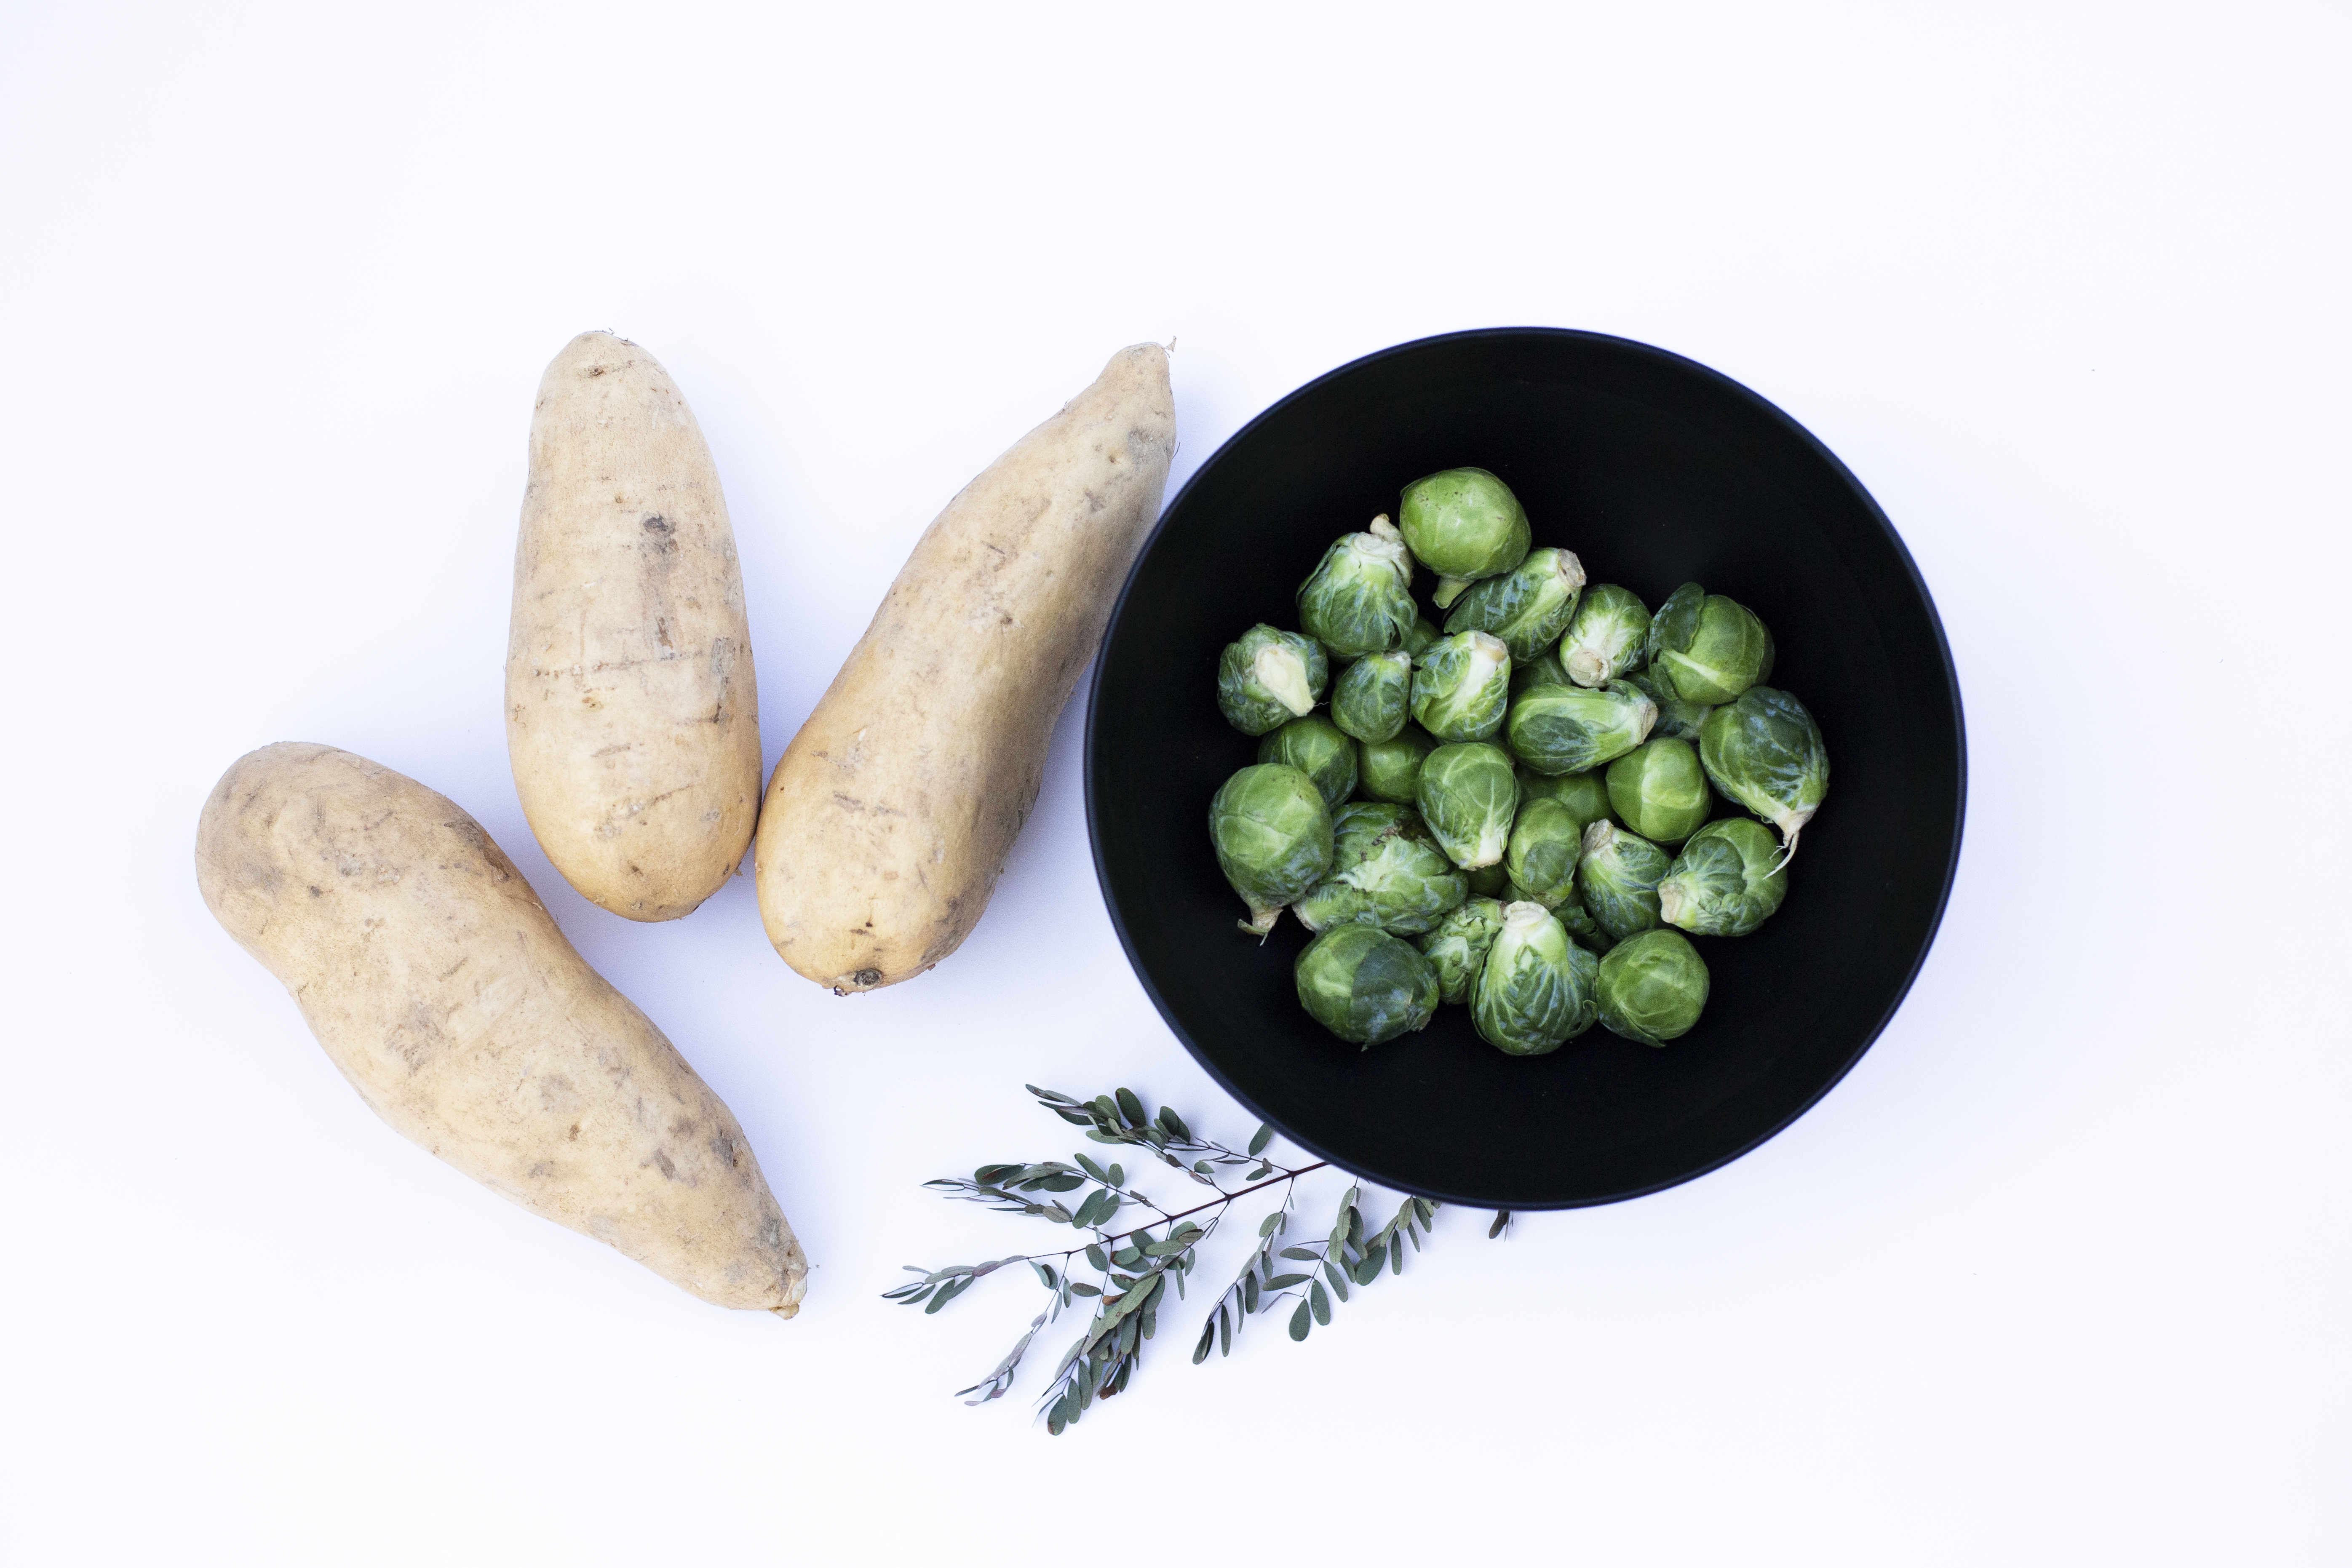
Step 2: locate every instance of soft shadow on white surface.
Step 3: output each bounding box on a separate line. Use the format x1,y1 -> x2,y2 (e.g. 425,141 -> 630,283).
3,5 -> 2348,1565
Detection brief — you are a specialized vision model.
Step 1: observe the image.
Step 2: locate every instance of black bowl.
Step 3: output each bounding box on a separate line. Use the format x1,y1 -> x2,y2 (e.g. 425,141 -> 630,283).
1085,328 -> 1964,1209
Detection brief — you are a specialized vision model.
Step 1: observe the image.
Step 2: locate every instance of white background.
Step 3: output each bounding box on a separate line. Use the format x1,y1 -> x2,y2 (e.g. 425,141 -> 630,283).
4,4 -> 2347,1562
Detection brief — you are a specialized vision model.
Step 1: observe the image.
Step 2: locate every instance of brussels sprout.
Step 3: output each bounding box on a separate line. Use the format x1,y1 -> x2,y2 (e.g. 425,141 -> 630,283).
1515,768 -> 1614,836
1256,716 -> 1358,809
1646,584 -> 1772,706
1464,860 -> 1510,898
1409,630 -> 1513,743
1358,724 -> 1438,804
1623,662 -> 1711,743
1574,818 -> 1671,941
1402,615 -> 1442,658
1330,649 -> 1412,743
1209,764 -> 1332,936
1604,738 -> 1712,845
1505,680 -> 1657,775
1471,902 -> 1598,1055
1415,741 -> 1520,871
1658,817 -> 1789,937
1556,583 -> 1651,688
1296,923 -> 1440,1046
1698,686 -> 1829,860
1553,887 -> 1614,954
1503,797 -> 1585,909
1397,467 -> 1531,608
1417,897 -> 1507,1004
1443,548 -> 1586,660
1294,802 -> 1466,936
1296,527 -> 1417,657
1217,624 -> 1328,735
1510,647 -> 1574,697
1595,929 -> 1710,1045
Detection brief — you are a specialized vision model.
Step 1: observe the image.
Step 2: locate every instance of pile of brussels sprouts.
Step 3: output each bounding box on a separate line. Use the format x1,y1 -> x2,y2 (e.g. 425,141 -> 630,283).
1205,467 -> 1831,1057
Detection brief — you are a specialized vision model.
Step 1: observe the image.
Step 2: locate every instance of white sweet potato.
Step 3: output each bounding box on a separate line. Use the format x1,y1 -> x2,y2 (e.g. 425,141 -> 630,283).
506,332 -> 761,922
754,345 -> 1174,991
197,743 -> 808,1314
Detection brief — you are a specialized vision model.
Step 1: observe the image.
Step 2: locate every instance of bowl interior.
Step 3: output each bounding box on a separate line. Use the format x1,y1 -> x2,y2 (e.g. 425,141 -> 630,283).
1087,329 -> 1963,1209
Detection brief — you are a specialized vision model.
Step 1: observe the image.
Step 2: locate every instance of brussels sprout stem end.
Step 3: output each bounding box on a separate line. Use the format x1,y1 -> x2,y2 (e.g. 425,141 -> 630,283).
1432,574 -> 1471,609
1238,906 -> 1283,940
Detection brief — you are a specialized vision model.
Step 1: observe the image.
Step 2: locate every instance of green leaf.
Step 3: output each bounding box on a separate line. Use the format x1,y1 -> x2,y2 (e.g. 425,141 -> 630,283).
1143,1236 -> 1192,1258
1194,1159 -> 1215,1175
1310,1279 -> 1331,1325
1028,1085 -> 1078,1104
1288,1299 -> 1312,1340
1263,1272 -> 1311,1290
1115,1088 -> 1146,1127
1489,1209 -> 1511,1239
1321,1258 -> 1349,1301
1073,1153 -> 1109,1183
1037,1173 -> 1086,1194
1158,1106 -> 1193,1141
1258,1211 -> 1283,1238
1069,1282 -> 1102,1298
1248,1123 -> 1274,1157
1278,1246 -> 1321,1262
1031,1262 -> 1056,1288
973,1163 -> 1021,1184
925,1277 -> 972,1314
1354,1247 -> 1386,1285
1390,1240 -> 1405,1276
1219,1302 -> 1232,1356
1112,1246 -> 1143,1268
1193,1317 -> 1216,1364
1107,1164 -> 1125,1189
1085,1243 -> 1109,1271
1247,1163 -> 1272,1182
1242,1272 -> 1260,1313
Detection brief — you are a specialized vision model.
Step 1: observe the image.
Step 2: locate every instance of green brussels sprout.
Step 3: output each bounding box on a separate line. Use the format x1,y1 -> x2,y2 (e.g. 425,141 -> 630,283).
1515,768 -> 1614,836
1409,630 -> 1513,743
1574,819 -> 1671,941
1358,724 -> 1438,804
1503,797 -> 1585,909
1471,901 -> 1598,1055
1698,686 -> 1829,860
1209,763 -> 1333,937
1558,583 -> 1651,688
1604,738 -> 1713,845
1553,886 -> 1614,954
1415,741 -> 1520,871
1217,624 -> 1328,735
1622,662 -> 1711,743
1330,649 -> 1413,743
1658,817 -> 1789,937
1442,548 -> 1586,660
1296,526 -> 1417,657
1505,679 -> 1657,775
1402,615 -> 1442,658
1296,923 -> 1440,1046
1397,467 -> 1531,608
1255,716 -> 1358,810
1464,860 -> 1510,898
1510,646 -> 1574,697
1294,802 -> 1466,936
1644,582 -> 1772,705
1595,929 -> 1710,1045
1417,896 -> 1507,1004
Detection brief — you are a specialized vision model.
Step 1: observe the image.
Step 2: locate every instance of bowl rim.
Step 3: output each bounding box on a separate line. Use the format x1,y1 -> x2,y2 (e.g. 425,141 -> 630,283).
1084,325 -> 1967,1206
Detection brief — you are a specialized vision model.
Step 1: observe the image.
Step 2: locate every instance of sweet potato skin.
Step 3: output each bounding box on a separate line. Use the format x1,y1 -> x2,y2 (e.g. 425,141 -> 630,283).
506,332 -> 761,922
196,743 -> 808,1314
754,345 -> 1174,991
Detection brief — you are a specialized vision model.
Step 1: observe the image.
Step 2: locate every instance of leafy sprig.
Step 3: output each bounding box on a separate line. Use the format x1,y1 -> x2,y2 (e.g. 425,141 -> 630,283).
890,1085 -> 1505,1433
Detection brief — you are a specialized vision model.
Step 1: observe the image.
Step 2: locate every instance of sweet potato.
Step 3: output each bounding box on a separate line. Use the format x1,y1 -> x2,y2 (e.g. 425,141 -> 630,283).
196,743 -> 808,1314
754,345 -> 1173,991
506,332 -> 761,922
